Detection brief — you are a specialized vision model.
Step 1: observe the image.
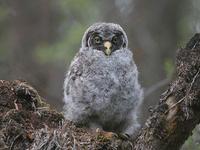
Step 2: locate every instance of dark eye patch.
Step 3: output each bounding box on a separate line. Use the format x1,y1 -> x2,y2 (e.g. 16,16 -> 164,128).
112,35 -> 121,44
93,35 -> 102,44
111,31 -> 125,46
90,33 -> 102,45
112,34 -> 123,46
86,32 -> 101,47
85,29 -> 126,52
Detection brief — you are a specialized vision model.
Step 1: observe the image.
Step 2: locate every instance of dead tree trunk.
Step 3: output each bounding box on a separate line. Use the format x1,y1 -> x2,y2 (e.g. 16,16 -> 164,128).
0,34 -> 200,150
133,33 -> 200,150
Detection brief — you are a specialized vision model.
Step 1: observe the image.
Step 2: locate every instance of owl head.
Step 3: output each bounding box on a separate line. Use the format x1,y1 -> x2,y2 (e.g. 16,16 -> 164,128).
81,23 -> 128,56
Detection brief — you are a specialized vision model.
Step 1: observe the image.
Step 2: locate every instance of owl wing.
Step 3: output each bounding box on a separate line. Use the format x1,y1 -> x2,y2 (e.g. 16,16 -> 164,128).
64,51 -> 85,95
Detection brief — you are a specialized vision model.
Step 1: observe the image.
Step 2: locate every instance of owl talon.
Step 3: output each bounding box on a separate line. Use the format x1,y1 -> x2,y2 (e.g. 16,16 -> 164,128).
95,128 -> 117,140
116,133 -> 131,140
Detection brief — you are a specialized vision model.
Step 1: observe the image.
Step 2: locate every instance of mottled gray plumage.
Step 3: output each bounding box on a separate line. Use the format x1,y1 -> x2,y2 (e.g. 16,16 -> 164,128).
63,23 -> 143,136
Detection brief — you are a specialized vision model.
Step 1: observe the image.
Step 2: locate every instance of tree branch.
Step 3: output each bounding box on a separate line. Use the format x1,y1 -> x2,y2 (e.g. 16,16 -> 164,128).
133,33 -> 200,150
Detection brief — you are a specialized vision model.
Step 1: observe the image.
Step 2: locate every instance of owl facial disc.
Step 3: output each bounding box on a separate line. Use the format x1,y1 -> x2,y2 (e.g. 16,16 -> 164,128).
82,23 -> 128,56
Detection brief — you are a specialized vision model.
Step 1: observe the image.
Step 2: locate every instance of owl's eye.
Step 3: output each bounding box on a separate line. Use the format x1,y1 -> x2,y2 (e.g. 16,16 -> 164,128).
94,36 -> 101,44
112,36 -> 119,44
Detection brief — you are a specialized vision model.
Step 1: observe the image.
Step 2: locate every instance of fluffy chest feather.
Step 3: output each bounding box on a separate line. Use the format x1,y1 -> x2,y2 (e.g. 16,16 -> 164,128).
78,49 -> 138,115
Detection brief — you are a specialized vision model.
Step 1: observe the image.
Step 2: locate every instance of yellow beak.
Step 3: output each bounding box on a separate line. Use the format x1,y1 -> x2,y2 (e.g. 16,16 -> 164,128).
104,41 -> 112,56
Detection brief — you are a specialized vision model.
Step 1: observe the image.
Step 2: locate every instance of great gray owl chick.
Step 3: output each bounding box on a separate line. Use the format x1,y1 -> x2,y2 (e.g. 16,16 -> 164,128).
63,23 -> 143,136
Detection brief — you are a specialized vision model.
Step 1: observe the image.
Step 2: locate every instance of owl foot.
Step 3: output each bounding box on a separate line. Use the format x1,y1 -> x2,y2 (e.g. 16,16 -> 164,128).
116,133 -> 131,140
95,128 -> 117,140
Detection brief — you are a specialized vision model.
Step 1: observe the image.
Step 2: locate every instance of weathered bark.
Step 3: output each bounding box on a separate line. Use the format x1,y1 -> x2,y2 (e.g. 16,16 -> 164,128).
133,33 -> 200,150
0,34 -> 200,150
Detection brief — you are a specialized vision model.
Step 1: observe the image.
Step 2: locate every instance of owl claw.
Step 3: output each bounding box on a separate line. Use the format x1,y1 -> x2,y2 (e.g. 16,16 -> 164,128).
116,133 -> 131,140
95,128 -> 117,140
95,128 -> 131,141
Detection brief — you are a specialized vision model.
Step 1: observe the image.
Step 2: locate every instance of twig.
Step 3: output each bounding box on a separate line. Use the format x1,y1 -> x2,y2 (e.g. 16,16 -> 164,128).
10,133 -> 23,150
14,99 -> 19,111
192,39 -> 200,49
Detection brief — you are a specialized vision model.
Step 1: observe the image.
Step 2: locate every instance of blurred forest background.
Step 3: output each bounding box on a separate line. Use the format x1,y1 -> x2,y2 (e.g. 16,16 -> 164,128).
0,0 -> 200,149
